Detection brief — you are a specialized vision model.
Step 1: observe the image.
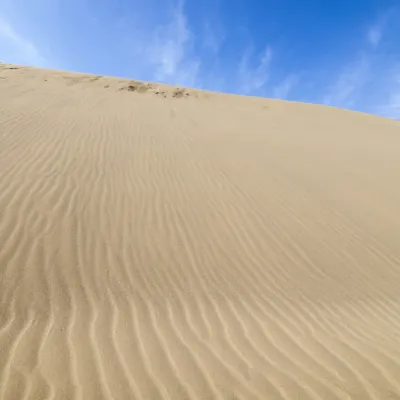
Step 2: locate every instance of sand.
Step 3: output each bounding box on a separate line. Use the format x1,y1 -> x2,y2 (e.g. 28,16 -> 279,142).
1,62 -> 400,400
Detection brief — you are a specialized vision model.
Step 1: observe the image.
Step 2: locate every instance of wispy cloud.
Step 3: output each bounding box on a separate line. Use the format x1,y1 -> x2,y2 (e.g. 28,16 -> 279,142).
323,53 -> 371,108
385,93 -> 400,119
273,74 -> 298,100
367,26 -> 382,49
376,70 -> 400,119
143,0 -> 200,87
202,21 -> 225,54
0,17 -> 45,66
323,13 -> 400,120
323,22 -> 379,107
239,45 -> 272,94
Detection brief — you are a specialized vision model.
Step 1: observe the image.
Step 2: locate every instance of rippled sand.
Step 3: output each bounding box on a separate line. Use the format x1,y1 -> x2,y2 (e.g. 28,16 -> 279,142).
1,62 -> 400,400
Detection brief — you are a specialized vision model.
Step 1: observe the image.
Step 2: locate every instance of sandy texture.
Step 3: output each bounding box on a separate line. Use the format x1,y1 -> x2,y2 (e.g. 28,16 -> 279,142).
1,62 -> 400,400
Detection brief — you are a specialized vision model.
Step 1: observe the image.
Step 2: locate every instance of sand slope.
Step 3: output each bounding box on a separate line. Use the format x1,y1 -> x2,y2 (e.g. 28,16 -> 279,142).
1,62 -> 400,400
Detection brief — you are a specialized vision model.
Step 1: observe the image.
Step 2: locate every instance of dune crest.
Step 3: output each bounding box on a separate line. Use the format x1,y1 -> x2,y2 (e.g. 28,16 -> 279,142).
1,62 -> 400,399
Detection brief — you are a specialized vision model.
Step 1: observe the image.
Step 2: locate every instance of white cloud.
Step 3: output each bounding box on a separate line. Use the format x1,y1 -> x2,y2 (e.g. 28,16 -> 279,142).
203,21 -> 225,54
377,93 -> 400,119
323,54 -> 370,107
273,74 -> 297,99
239,45 -> 272,94
201,12 -> 226,55
367,26 -> 382,49
390,94 -> 400,116
376,72 -> 400,119
144,0 -> 200,87
0,17 -> 45,66
388,93 -> 400,117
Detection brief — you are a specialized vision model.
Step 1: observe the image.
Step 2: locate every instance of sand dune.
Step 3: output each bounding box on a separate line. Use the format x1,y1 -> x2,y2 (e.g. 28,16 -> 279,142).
1,62 -> 400,399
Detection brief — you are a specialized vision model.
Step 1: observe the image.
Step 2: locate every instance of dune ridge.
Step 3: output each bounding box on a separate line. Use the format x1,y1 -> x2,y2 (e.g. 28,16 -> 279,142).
1,62 -> 400,399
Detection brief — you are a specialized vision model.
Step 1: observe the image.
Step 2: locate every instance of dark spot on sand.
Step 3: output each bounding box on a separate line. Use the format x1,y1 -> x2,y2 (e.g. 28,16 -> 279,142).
121,81 -> 151,93
172,88 -> 187,98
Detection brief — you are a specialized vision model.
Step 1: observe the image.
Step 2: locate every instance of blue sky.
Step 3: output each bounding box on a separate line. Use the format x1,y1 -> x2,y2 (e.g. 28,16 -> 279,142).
1,0 -> 399,119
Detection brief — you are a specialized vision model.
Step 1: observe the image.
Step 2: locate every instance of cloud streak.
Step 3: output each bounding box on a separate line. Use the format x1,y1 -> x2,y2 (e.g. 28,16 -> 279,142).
0,17 -> 45,66
273,74 -> 298,100
367,26 -> 382,48
323,54 -> 371,108
239,45 -> 272,94
137,0 -> 200,87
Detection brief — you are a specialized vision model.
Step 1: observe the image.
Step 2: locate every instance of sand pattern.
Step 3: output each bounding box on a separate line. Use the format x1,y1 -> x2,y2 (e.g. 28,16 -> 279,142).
1,63 -> 400,399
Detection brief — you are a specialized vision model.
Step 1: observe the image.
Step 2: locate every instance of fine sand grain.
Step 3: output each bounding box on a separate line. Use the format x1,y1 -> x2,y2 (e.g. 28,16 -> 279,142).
1,62 -> 400,399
